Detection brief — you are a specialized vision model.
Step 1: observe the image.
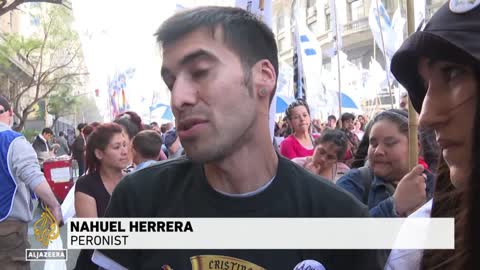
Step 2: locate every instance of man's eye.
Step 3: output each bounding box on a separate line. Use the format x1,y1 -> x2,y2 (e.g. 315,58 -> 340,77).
192,69 -> 208,79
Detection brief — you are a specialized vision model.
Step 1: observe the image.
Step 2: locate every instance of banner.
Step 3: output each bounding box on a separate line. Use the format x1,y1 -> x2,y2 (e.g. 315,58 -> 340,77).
108,68 -> 135,118
68,218 -> 454,249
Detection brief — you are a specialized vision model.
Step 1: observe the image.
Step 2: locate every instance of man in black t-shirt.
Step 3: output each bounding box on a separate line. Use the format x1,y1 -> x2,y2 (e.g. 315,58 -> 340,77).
94,6 -> 381,270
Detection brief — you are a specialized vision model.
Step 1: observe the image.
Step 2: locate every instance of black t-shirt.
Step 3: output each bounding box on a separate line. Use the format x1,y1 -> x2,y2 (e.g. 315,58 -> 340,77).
99,156 -> 381,270
75,172 -> 110,217
75,172 -> 111,270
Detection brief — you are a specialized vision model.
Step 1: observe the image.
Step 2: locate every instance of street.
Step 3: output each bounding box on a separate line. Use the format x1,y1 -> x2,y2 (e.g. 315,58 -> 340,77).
28,202 -> 79,270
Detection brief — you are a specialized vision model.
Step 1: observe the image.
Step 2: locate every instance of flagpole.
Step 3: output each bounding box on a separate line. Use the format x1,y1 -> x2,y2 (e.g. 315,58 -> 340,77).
374,0 -> 393,109
406,0 -> 419,170
332,0 -> 342,121
291,0 -> 306,100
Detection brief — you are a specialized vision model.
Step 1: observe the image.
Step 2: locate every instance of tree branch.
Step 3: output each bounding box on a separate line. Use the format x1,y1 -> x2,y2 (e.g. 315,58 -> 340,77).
0,0 -> 62,17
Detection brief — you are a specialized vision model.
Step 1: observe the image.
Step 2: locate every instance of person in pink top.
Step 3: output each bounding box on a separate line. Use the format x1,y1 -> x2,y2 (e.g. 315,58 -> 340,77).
280,100 -> 318,159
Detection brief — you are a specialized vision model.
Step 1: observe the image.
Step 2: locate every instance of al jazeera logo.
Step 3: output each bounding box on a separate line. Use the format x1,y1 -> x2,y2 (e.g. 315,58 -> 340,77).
26,206 -> 67,261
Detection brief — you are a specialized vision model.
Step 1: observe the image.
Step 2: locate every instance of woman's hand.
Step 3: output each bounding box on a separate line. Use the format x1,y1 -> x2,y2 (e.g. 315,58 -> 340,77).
393,165 -> 427,216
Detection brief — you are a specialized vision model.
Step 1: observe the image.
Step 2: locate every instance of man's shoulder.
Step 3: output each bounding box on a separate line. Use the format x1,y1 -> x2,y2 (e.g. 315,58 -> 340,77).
119,157 -> 196,192
279,158 -> 368,217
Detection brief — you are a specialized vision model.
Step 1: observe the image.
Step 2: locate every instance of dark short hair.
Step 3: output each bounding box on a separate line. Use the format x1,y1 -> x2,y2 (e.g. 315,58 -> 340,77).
132,130 -> 163,159
341,113 -> 355,122
0,95 -> 11,111
315,129 -> 349,160
42,128 -> 53,135
327,115 -> 337,121
77,123 -> 87,132
85,123 -> 124,174
155,6 -> 279,102
59,131 -> 65,136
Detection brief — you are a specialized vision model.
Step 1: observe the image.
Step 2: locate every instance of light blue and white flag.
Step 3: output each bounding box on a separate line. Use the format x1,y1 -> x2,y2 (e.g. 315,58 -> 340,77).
369,1 -> 405,85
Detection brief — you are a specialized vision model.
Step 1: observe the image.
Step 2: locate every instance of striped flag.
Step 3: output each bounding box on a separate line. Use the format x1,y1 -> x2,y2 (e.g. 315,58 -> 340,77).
292,7 -> 324,118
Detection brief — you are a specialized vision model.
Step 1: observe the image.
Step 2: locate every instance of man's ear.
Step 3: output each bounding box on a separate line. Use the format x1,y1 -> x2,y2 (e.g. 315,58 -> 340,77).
251,59 -> 276,99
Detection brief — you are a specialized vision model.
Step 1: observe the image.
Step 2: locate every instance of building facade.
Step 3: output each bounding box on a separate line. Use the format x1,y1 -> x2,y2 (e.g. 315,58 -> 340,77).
272,0 -> 444,112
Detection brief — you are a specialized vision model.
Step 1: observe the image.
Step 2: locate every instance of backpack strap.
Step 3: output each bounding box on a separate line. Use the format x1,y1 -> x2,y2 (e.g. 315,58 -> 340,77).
358,166 -> 373,204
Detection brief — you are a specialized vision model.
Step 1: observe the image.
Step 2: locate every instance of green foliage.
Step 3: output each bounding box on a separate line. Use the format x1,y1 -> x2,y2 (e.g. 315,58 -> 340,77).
2,3 -> 87,131
48,84 -> 79,119
21,128 -> 41,143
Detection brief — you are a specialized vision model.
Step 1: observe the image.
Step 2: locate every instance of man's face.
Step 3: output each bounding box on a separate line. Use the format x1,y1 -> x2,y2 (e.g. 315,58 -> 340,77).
343,119 -> 354,131
328,118 -> 337,128
161,28 -> 260,163
43,133 -> 52,141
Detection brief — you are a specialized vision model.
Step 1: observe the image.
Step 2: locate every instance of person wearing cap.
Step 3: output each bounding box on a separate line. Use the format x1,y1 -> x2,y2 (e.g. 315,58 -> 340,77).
0,95 -> 63,269
386,1 -> 480,269
164,128 -> 184,159
93,6 -> 380,270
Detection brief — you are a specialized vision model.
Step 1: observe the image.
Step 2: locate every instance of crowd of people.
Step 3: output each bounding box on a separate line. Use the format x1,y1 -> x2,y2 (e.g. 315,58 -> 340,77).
1,1 -> 479,270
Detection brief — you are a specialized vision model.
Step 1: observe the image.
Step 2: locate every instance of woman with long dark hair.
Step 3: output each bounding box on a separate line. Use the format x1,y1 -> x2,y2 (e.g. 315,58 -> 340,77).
389,2 -> 480,269
74,123 -> 128,269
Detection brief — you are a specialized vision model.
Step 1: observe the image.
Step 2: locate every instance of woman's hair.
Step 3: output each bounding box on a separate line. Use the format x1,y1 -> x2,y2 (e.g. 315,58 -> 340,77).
419,126 -> 441,172
82,125 -> 95,138
421,68 -> 480,269
315,129 -> 349,160
351,120 -> 373,168
85,123 -> 124,174
371,110 -> 409,135
285,99 -> 311,121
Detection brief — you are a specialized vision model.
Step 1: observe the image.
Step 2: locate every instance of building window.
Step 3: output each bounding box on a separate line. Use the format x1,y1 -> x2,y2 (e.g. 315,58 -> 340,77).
348,0 -> 365,21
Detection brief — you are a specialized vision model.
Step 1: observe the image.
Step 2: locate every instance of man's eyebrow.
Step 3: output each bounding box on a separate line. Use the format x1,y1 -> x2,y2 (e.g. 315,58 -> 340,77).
161,49 -> 216,79
179,49 -> 216,66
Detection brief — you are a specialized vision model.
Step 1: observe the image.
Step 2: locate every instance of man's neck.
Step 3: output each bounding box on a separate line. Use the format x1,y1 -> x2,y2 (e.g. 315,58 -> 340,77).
204,131 -> 278,194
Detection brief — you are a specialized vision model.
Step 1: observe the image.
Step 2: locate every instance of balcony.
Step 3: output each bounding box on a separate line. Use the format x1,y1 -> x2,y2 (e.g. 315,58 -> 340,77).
343,17 -> 369,35
0,32 -> 33,81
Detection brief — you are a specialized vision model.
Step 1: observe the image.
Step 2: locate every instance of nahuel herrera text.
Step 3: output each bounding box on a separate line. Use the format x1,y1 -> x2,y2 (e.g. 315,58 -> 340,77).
71,220 -> 194,232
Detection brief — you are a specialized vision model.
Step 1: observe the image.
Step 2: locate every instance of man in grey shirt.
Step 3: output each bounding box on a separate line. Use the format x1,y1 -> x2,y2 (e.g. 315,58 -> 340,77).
0,95 -> 62,269
55,131 -> 70,156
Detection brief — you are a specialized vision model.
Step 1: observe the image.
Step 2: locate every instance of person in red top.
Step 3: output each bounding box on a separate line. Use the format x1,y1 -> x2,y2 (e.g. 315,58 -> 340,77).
280,100 -> 318,159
